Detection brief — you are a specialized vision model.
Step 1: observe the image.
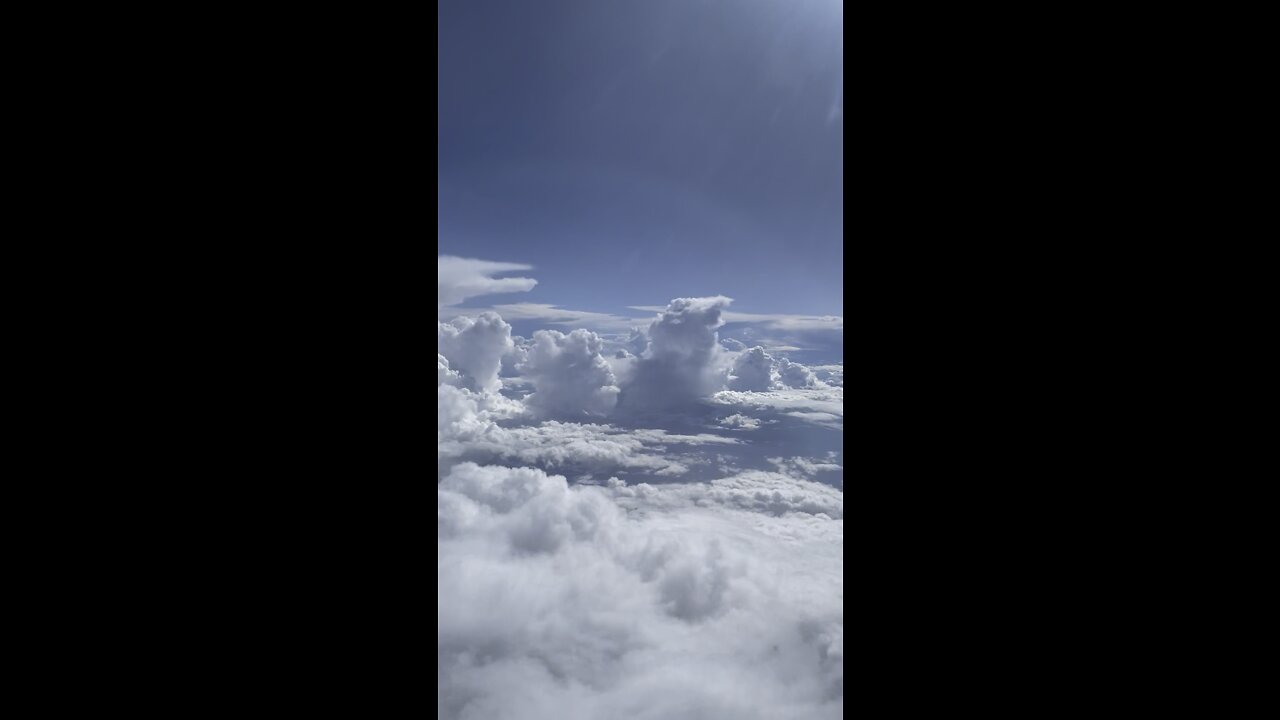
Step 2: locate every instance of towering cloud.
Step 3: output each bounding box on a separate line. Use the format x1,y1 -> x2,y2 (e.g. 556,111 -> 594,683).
729,346 -> 776,391
618,296 -> 733,412
520,329 -> 620,419
438,312 -> 514,393
776,357 -> 818,389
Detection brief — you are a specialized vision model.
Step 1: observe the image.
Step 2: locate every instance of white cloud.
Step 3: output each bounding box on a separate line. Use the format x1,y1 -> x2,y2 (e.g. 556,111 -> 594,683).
631,307 -> 843,332
728,346 -> 775,391
618,297 -> 734,413
623,326 -> 649,356
439,256 -> 537,308
768,454 -> 844,478
711,387 -> 844,429
479,303 -> 650,332
810,364 -> 843,387
440,419 -> 740,479
439,463 -> 843,720
439,354 -> 463,387
439,312 -> 515,393
783,411 -> 843,429
521,329 -> 621,419
718,413 -> 762,430
777,357 -> 818,389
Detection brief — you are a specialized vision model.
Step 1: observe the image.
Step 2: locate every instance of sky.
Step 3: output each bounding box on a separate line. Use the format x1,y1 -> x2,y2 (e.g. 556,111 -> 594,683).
438,0 -> 843,318
439,3 -> 842,718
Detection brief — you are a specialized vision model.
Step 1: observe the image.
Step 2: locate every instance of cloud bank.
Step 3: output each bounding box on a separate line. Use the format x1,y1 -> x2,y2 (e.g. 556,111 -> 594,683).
437,269 -> 843,719
439,462 -> 843,720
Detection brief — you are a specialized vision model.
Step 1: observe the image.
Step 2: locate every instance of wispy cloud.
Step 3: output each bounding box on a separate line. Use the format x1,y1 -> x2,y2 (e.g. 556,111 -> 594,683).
630,307 -> 843,332
482,303 -> 649,332
438,256 -> 537,308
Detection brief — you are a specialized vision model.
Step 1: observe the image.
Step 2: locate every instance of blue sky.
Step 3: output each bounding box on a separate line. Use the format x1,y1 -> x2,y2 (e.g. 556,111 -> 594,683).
438,0 -> 843,319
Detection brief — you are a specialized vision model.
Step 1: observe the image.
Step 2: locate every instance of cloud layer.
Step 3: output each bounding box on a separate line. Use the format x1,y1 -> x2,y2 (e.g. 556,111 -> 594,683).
437,275 -> 843,719
439,462 -> 843,720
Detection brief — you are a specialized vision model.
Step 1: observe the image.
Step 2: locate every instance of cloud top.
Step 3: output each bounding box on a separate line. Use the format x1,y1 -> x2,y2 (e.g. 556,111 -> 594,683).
618,296 -> 734,413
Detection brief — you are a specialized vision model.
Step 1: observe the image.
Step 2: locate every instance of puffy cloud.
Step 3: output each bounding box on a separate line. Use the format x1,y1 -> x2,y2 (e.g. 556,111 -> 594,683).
439,462 -> 843,720
438,256 -> 537,308
810,364 -> 843,387
500,336 -> 531,378
438,384 -> 484,444
618,297 -> 733,413
439,354 -> 463,387
624,326 -> 649,356
520,329 -> 620,419
768,454 -> 844,478
729,346 -> 775,391
721,338 -> 747,352
439,312 -> 513,393
776,357 -> 818,389
718,413 -> 762,430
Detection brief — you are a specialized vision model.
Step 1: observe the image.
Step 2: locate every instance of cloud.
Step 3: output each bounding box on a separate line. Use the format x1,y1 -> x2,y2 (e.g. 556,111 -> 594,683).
439,354 -> 463,387
809,364 -> 843,387
438,256 -> 537,308
624,326 -> 649,356
439,312 -> 515,393
479,303 -> 650,333
500,336 -> 531,378
618,297 -> 734,413
718,413 -> 762,430
520,329 -> 621,419
768,454 -> 843,478
729,346 -> 775,391
439,462 -> 843,720
776,357 -> 818,389
439,417 -> 741,480
711,387 -> 844,429
630,307 -> 843,332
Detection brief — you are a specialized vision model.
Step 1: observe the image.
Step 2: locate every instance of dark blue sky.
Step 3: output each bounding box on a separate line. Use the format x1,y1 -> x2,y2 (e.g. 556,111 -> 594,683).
438,0 -> 843,317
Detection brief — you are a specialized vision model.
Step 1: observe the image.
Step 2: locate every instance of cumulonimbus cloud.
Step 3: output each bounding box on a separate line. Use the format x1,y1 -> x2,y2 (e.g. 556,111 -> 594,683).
617,296 -> 734,413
